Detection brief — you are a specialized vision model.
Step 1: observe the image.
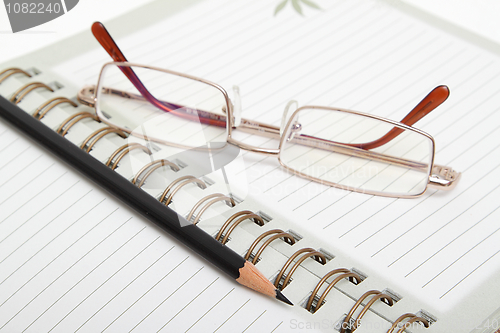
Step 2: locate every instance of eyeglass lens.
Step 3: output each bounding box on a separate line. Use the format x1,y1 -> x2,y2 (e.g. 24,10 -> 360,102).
96,63 -> 229,149
279,108 -> 434,196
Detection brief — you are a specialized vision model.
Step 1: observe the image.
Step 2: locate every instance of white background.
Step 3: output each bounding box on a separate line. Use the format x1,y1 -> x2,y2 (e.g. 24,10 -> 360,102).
0,0 -> 499,64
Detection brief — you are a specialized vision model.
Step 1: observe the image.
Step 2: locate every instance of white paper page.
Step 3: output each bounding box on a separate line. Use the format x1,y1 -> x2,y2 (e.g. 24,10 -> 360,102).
53,0 -> 500,319
0,120 -> 298,333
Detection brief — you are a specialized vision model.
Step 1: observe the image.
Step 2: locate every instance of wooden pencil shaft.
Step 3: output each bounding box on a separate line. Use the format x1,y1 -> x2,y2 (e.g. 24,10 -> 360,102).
0,96 -> 244,280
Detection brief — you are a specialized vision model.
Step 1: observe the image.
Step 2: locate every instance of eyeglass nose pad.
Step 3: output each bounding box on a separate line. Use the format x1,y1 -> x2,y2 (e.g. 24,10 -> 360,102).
280,100 -> 299,137
232,85 -> 242,127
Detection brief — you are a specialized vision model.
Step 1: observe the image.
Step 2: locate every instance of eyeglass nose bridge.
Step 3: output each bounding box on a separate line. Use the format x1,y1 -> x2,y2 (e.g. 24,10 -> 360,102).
287,121 -> 302,141
228,116 -> 281,156
228,100 -> 301,155
227,137 -> 280,156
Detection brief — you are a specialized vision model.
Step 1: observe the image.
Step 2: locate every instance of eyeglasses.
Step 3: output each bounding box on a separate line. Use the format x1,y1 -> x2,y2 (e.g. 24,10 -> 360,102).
77,22 -> 460,198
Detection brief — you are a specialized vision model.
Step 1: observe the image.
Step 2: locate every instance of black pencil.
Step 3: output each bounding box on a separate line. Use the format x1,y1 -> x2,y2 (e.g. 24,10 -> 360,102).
0,95 -> 292,306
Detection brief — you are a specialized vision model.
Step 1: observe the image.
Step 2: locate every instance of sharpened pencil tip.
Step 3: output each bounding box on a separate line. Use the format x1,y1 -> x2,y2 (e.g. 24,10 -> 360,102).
275,289 -> 293,305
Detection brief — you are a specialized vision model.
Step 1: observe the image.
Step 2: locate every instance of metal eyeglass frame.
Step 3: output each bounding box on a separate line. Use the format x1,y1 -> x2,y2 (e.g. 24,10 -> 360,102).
77,22 -> 461,199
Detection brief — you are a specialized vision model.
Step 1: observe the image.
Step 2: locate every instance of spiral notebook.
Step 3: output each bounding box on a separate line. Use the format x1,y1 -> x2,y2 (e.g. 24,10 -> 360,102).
1,0 -> 500,332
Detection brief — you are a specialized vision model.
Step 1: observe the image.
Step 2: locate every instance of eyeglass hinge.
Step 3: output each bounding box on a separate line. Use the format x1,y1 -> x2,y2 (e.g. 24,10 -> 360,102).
428,164 -> 461,190
77,85 -> 96,108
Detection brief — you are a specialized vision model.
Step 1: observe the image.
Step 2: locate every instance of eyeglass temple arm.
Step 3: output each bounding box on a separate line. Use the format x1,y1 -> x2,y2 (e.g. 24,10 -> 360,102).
77,85 -> 459,190
78,85 -> 420,170
232,117 -> 426,170
91,23 -> 169,111
91,21 -> 448,148
235,116 -> 459,190
91,22 -> 226,127
78,85 -> 228,128
345,86 -> 450,150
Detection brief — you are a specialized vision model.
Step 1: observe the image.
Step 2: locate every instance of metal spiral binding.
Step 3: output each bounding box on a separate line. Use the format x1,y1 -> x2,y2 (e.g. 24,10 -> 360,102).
80,126 -> 127,153
215,210 -> 264,244
186,193 -> 236,225
387,313 -> 429,333
274,248 -> 326,290
106,143 -> 152,171
340,290 -> 394,333
2,75 -> 424,328
10,82 -> 54,104
244,229 -> 295,264
306,269 -> 361,313
131,159 -> 180,187
57,112 -> 100,136
0,67 -> 32,84
159,175 -> 207,206
33,97 -> 77,120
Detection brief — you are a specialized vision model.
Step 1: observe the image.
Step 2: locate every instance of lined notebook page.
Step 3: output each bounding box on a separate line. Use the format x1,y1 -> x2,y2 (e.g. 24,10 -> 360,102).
0,121 -> 295,332
54,0 -> 500,317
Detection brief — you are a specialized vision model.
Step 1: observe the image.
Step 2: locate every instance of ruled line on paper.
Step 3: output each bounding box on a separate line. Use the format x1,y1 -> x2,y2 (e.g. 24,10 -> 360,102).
184,286 -> 236,333
157,278 -> 222,332
128,265 -> 204,333
0,162 -> 55,206
271,321 -> 284,333
0,154 -> 43,189
0,197 -> 104,287
421,212 -> 500,289
319,85 -> 500,245
346,52 -> 482,115
406,205 -> 500,278
248,39 -> 458,199
212,298 -> 251,333
433,106 -> 500,155
101,256 -> 189,332
388,177 -> 500,268
370,143 -> 500,259
0,207 -> 118,308
0,137 -> 18,154
220,4 -> 373,100
44,0 -> 500,318
127,0 -> 347,84
0,179 -> 79,244
278,35 -> 449,121
64,0 -> 368,110
73,0 -> 239,76
73,246 -> 175,332
439,249 -> 500,299
137,4 -> 271,72
0,145 -> 31,170
422,85 -> 500,142
354,124 -> 500,249
0,170 -> 68,227
46,236 -> 161,332
242,310 -> 267,333
20,224 -> 147,332
414,61 -> 498,130
338,198 -> 393,238
247,14 -> 410,187
80,0 -> 269,83
0,188 -> 92,266
0,216 -> 130,330
123,0 -> 232,58
186,1 -> 360,91
345,46 -> 467,121
236,40 -> 473,187
360,195 -> 445,256
91,0 -> 370,136
279,45 -> 474,213
244,8 -> 398,123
